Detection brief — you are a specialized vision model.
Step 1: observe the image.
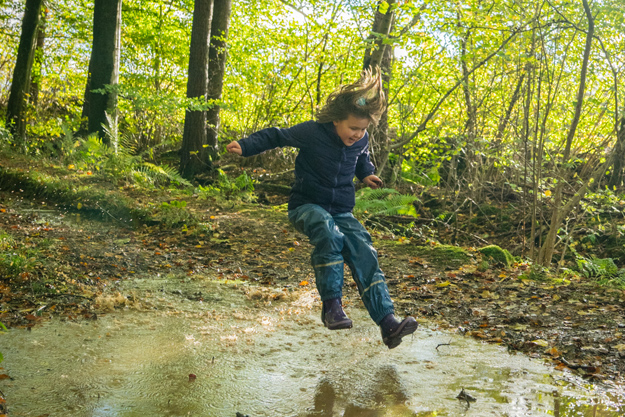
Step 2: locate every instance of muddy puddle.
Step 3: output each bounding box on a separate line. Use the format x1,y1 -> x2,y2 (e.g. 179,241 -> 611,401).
1,274 -> 624,416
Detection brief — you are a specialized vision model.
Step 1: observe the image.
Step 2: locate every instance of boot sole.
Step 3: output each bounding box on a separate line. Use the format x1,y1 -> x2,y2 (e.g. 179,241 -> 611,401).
324,319 -> 353,330
383,318 -> 418,349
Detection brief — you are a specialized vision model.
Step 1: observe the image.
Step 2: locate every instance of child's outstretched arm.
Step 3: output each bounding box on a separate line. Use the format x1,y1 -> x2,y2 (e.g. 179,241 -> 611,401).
226,122 -> 311,158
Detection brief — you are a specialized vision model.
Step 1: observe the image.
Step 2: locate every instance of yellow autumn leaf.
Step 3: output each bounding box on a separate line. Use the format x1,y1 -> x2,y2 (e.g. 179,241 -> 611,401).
77,203 -> 82,209
436,281 -> 450,287
544,190 -> 552,197
531,339 -> 549,347
614,344 -> 625,352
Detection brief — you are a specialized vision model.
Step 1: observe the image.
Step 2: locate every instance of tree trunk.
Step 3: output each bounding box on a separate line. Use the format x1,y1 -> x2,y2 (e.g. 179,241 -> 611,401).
180,0 -> 214,179
29,5 -> 47,107
608,115 -> 625,188
369,42 -> 393,179
363,1 -> 395,181
363,0 -> 395,71
205,0 -> 232,164
537,0 -> 594,266
5,0 -> 43,139
85,0 -> 122,143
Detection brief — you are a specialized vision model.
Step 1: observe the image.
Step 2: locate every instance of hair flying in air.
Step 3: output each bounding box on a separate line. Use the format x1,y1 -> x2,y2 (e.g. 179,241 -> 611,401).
316,67 -> 387,126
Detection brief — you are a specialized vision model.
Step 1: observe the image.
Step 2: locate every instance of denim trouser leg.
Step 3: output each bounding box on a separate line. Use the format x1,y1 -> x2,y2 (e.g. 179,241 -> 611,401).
289,204 -> 395,324
289,204 -> 345,301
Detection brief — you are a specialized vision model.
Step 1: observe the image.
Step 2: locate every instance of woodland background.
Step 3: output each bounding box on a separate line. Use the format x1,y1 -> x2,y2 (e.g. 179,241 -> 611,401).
1,0 -> 625,274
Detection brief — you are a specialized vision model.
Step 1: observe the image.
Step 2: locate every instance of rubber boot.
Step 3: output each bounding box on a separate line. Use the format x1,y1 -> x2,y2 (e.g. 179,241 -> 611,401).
321,298 -> 353,330
379,314 -> 418,349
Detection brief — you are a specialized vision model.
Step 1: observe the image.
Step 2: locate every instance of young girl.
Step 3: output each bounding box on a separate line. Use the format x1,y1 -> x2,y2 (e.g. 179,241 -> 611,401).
226,69 -> 418,349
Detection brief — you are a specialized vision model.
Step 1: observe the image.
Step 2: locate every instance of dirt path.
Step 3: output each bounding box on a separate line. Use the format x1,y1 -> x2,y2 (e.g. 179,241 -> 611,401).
1,189 -> 624,389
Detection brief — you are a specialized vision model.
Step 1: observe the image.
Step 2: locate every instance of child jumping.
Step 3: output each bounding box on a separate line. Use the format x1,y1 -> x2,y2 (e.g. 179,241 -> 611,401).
226,69 -> 418,349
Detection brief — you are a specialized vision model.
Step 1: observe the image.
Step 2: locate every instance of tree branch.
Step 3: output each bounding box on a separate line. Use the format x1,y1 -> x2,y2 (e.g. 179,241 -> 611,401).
391,27 -> 521,150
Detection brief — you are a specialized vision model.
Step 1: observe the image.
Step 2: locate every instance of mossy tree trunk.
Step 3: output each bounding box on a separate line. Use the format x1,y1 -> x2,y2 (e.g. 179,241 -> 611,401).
84,0 -> 122,144
205,0 -> 232,164
29,5 -> 47,107
5,0 -> 43,140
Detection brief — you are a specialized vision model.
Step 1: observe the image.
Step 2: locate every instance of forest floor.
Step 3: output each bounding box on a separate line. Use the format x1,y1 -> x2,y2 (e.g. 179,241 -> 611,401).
1,172 -> 625,395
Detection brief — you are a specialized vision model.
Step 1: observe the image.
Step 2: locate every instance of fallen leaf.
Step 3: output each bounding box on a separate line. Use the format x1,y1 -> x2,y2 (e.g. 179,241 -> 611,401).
299,280 -> 309,286
531,339 -> 549,347
545,347 -> 560,356
613,344 -> 625,352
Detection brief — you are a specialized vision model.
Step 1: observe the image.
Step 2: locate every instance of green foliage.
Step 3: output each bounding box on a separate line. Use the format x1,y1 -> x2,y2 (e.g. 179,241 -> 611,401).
156,200 -> 197,228
479,245 -> 515,268
519,265 -> 551,282
0,230 -> 42,280
354,187 -> 420,218
577,256 -> 618,278
196,170 -> 255,202
576,256 -> 625,288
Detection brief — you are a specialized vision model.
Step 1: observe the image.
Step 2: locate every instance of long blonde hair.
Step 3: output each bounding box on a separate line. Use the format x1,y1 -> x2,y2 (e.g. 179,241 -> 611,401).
316,67 -> 387,126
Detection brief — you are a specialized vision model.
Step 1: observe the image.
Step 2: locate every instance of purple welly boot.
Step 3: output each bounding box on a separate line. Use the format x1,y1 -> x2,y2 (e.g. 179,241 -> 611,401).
321,298 -> 353,330
379,314 -> 418,349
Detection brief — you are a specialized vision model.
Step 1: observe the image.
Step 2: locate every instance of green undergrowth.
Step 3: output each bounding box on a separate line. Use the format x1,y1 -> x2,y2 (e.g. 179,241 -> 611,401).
0,166 -> 153,226
0,229 -> 65,296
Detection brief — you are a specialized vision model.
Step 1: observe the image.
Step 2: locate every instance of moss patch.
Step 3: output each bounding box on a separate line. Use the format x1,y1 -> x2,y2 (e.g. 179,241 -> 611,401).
0,166 -> 153,227
413,244 -> 472,268
478,245 -> 514,267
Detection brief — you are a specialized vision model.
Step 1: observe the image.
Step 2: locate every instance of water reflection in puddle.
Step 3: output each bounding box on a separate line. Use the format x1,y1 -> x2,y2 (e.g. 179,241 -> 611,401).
0,277 -> 623,416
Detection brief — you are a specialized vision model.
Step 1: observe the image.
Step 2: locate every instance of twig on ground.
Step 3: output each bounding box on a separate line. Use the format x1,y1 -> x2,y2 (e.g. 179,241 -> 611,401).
436,340 -> 452,350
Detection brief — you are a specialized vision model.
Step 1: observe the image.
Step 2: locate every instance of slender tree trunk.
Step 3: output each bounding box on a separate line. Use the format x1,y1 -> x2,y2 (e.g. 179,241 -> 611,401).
29,5 -> 47,107
85,0 -> 122,143
370,41 -> 392,179
608,116 -> 625,188
363,0 -> 395,71
537,0 -> 594,266
180,0 -> 214,179
363,0 -> 395,180
205,0 -> 232,164
5,0 -> 43,139
496,71 -> 525,141
315,33 -> 329,107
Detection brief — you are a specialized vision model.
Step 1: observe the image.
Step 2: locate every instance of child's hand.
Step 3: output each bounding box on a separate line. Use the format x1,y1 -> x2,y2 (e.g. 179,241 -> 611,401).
226,141 -> 242,155
363,175 -> 383,189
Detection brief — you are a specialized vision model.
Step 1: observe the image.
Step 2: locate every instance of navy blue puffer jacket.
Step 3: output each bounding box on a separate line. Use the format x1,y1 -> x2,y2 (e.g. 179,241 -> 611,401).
238,120 -> 376,214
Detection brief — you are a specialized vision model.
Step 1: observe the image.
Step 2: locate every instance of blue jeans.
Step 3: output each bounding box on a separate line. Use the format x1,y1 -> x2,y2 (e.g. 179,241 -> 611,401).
288,204 -> 395,324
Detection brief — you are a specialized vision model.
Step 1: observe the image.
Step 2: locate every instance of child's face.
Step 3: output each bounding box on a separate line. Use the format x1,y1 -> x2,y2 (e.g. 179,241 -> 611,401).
333,115 -> 370,146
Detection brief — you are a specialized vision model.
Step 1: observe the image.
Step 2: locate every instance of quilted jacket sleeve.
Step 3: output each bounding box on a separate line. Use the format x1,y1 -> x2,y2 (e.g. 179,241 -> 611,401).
355,141 -> 376,181
238,122 -> 311,157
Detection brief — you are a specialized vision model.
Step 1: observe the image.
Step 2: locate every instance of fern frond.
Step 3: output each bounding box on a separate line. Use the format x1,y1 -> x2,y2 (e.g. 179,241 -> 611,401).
355,187 -> 419,218
141,162 -> 192,187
